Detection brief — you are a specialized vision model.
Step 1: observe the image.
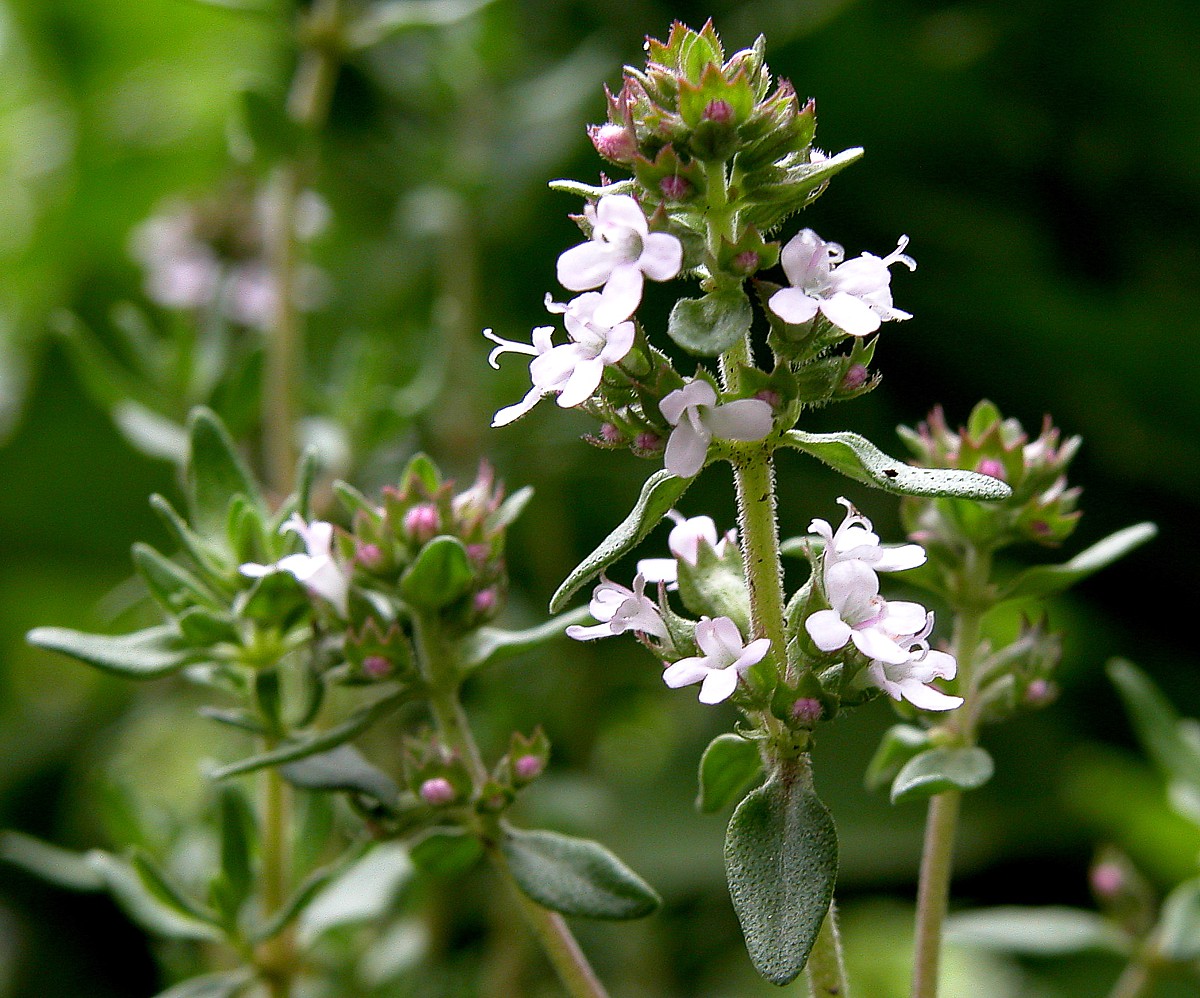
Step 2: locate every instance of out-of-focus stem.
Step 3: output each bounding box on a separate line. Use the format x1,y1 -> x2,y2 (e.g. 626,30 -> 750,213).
805,900 -> 850,997
1106,953 -> 1157,998
257,749 -> 295,998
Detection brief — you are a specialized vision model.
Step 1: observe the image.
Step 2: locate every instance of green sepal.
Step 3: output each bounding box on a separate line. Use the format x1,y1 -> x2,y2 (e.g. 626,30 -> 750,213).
697,733 -> 763,813
715,226 -> 779,278
632,145 -> 706,204
400,451 -> 441,497
865,725 -> 932,792
499,826 -> 660,920
0,831 -> 106,892
1156,877 -> 1200,961
410,829 -> 484,877
676,540 -> 750,635
678,63 -> 755,128
666,288 -> 753,357
550,470 -> 692,613
186,408 -> 263,541
724,773 -> 838,985
27,624 -> 197,679
999,523 -> 1156,602
280,745 -> 401,811
890,746 -> 994,804
94,849 -> 222,941
944,906 -> 1130,956
782,429 -> 1013,500
211,688 -> 413,780
236,570 -> 309,626
400,536 -> 474,611
458,608 -> 591,672
152,970 -> 255,998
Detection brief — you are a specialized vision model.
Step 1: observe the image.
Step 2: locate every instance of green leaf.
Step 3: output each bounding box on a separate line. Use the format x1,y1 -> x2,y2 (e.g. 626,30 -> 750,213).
252,848 -> 366,943
186,408 -> 263,540
1000,523 -> 1156,602
1109,659 -> 1200,807
410,829 -> 484,877
865,725 -> 932,792
400,536 -> 474,611
150,494 -> 232,586
239,89 -> 302,162
666,288 -> 753,356
891,747 -> 994,804
549,470 -> 692,613
215,787 -> 256,915
399,451 -> 441,495
113,402 -> 188,464
27,624 -> 196,679
946,907 -> 1129,955
152,971 -> 254,998
133,543 -> 222,614
782,430 -> 1012,500
210,689 -> 413,780
0,832 -> 105,891
500,827 -> 660,920
297,843 -> 413,942
89,851 -> 222,941
697,734 -> 763,813
280,745 -> 401,810
725,775 -> 838,985
458,608 -> 591,672
347,0 -> 499,49
489,485 -> 534,533
1156,877 -> 1200,961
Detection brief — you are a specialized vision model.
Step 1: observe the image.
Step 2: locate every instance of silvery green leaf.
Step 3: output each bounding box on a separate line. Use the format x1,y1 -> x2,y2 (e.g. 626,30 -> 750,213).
782,430 -> 1012,500
297,843 -> 414,943
152,971 -> 254,998
890,747 -> 994,804
27,624 -> 197,679
865,725 -> 931,792
1000,523 -> 1156,602
0,832 -> 105,891
186,408 -> 263,541
696,733 -> 763,814
667,288 -> 753,356
945,906 -> 1129,955
280,744 -> 401,810
1156,877 -> 1200,961
458,608 -> 591,672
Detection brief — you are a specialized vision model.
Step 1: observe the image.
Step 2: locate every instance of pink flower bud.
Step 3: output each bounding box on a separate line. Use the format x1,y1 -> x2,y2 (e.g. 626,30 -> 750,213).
600,422 -> 624,443
1090,862 -> 1124,899
1024,678 -> 1055,707
404,504 -> 439,544
356,543 -> 384,571
473,588 -> 498,614
466,543 -> 491,566
976,458 -> 1006,480
791,697 -> 823,724
703,99 -> 733,123
514,754 -> 543,781
635,432 -> 663,452
840,364 -> 869,392
362,655 -> 392,679
589,123 -> 636,163
754,389 -> 781,410
732,250 -> 760,275
419,777 -> 456,806
659,175 -> 692,201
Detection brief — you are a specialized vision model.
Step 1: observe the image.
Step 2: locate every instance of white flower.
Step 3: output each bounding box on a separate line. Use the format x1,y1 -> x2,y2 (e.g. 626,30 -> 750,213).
240,514 -> 350,616
659,379 -> 774,478
865,615 -> 962,711
638,511 -> 736,586
768,228 -> 916,337
485,293 -> 636,427
809,497 -> 926,573
566,574 -> 668,642
556,194 -> 683,327
662,616 -> 770,704
804,560 -> 929,665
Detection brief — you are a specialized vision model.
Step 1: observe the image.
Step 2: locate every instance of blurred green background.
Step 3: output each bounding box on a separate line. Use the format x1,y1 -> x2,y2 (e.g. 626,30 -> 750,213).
0,0 -> 1197,994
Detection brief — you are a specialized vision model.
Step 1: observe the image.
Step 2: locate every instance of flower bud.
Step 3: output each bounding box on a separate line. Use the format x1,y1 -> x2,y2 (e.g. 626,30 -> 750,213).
600,422 -> 624,443
732,250 -> 761,275
791,697 -> 823,725
635,432 -> 663,452
840,363 -> 869,392
362,655 -> 392,679
403,504 -> 440,544
976,457 -> 1005,480
703,99 -> 733,123
659,175 -> 692,201
473,588 -> 498,615
588,123 -> 637,164
514,754 -> 544,782
419,777 -> 456,806
754,389 -> 781,410
1090,861 -> 1124,899
356,542 -> 385,571
1023,678 -> 1056,708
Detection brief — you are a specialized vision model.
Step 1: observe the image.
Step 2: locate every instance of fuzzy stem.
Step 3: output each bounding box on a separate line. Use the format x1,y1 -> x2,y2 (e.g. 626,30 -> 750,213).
909,550 -> 990,998
806,900 -> 850,997
413,614 -> 609,998
263,0 -> 342,497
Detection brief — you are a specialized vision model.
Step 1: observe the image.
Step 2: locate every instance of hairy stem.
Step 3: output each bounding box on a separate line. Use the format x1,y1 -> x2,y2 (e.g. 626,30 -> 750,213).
413,614 -> 609,998
910,551 -> 990,998
806,900 -> 850,997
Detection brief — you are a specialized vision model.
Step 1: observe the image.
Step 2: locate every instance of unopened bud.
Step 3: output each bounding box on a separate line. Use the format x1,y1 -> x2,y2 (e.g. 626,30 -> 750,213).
977,457 -> 1006,480
356,543 -> 385,571
703,99 -> 733,123
600,422 -> 624,443
840,364 -> 869,392
635,432 -> 663,452
473,588 -> 498,614
466,542 -> 491,567
1024,678 -> 1055,708
754,389 -> 781,410
419,777 -> 456,807
362,655 -> 392,679
791,698 -> 823,725
514,754 -> 544,781
1090,862 -> 1124,899
659,175 -> 692,201
589,123 -> 636,163
732,250 -> 761,275
404,504 -> 439,544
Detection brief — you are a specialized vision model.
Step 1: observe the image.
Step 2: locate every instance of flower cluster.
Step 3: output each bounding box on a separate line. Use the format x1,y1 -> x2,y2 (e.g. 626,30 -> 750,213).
804,499 -> 961,711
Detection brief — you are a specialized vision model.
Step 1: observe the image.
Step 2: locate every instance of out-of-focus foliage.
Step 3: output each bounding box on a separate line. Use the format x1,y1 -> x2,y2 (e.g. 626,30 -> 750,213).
0,0 -> 1195,995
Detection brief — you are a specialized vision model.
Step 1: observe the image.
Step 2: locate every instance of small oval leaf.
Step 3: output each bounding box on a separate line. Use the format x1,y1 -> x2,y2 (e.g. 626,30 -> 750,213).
667,288 -> 753,356
697,733 -> 763,813
783,429 -> 1012,500
186,408 -> 263,540
27,624 -> 195,679
280,745 -> 401,810
410,829 -> 484,878
865,724 -> 932,792
550,470 -> 692,613
890,746 -> 994,804
725,775 -> 838,985
500,827 -> 660,920
401,536 -> 474,610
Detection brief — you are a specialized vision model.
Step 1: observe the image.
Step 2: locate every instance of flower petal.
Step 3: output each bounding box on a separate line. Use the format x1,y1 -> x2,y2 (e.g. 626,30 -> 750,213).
593,262 -> 644,326
698,667 -> 739,704
557,241 -> 616,292
871,544 -> 927,572
897,678 -> 963,712
819,292 -> 882,337
556,355 -> 604,408
768,287 -> 820,325
704,399 -> 774,442
851,627 -> 910,665
595,193 -> 648,237
491,386 -> 547,427
663,420 -> 711,478
805,609 -> 852,652
881,600 -> 929,636
636,558 -> 678,585
639,232 -> 683,281
566,622 -> 616,641
663,657 -> 710,689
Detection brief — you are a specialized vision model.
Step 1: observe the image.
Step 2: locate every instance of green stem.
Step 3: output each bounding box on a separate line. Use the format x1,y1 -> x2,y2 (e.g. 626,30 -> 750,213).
909,551 -> 990,998
806,900 -> 850,997
1106,953 -> 1157,998
263,0 -> 342,498
258,748 -> 295,998
413,614 -> 609,998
